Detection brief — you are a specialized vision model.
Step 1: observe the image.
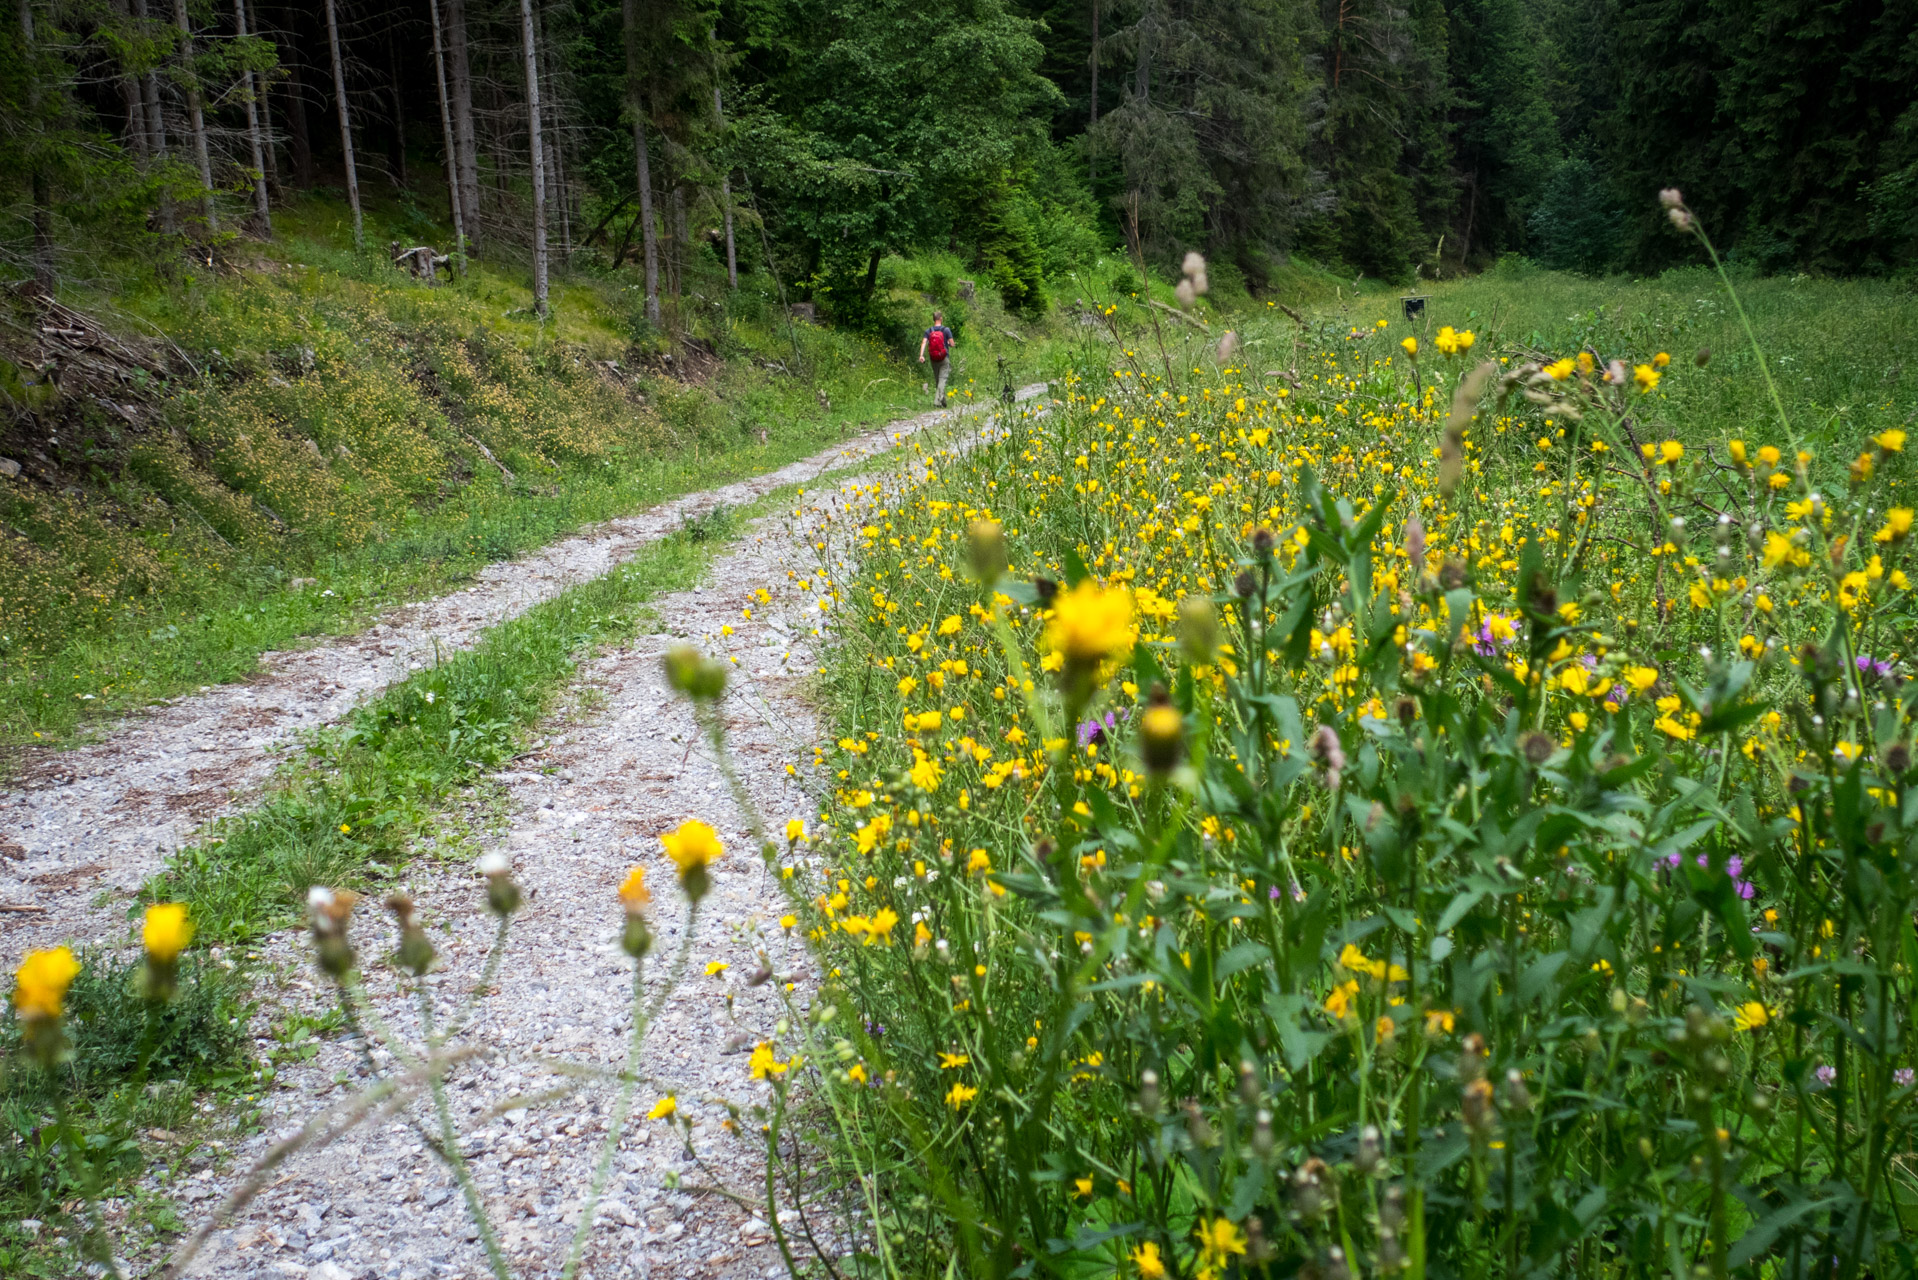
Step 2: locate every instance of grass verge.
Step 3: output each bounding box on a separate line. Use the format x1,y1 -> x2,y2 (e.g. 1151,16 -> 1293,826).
150,501 -> 750,945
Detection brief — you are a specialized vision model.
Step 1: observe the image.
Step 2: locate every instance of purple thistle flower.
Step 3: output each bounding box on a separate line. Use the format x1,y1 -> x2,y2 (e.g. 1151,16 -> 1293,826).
1896,1068 -> 1915,1088
1813,1064 -> 1837,1091
1856,655 -> 1894,680
1077,709 -> 1126,747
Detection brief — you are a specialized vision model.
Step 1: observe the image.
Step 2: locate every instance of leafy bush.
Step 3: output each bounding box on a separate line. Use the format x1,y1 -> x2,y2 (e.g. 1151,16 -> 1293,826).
765,255 -> 1918,1276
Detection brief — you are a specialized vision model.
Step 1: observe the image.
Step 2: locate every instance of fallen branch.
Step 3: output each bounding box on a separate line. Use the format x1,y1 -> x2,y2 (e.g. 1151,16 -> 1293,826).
462,433 -> 516,485
1148,298 -> 1209,331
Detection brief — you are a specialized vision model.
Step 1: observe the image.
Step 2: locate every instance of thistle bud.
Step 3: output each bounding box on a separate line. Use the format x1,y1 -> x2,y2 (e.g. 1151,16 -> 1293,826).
477,851 -> 522,917
1139,697 -> 1184,776
1310,724 -> 1346,791
1138,1069 -> 1161,1116
1179,1098 -> 1214,1147
1403,515 -> 1426,567
1253,1108 -> 1274,1157
1233,570 -> 1256,598
1504,1068 -> 1533,1113
1355,1124 -> 1382,1174
1291,1157 -> 1334,1223
1177,596 -> 1218,663
386,893 -> 436,976
1238,1059 -> 1261,1106
622,914 -> 654,959
307,886 -> 360,978
966,519 -> 1008,586
1461,1077 -> 1496,1134
663,644 -> 728,702
1381,1183 -> 1405,1231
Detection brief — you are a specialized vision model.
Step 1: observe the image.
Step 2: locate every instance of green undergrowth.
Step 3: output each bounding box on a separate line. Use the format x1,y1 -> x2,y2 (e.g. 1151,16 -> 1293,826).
0,951 -> 256,1275
147,500 -> 752,945
0,188 -> 1073,760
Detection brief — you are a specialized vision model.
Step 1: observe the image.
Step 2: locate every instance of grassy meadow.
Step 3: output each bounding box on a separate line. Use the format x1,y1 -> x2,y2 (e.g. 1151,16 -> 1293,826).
755,248 -> 1918,1277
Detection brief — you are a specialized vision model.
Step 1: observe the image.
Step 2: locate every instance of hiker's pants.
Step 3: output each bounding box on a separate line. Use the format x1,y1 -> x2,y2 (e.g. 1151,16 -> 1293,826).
931,357 -> 950,407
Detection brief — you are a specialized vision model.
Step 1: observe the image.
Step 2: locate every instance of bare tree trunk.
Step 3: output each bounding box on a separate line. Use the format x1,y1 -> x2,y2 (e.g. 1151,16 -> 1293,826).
446,0 -> 481,256
671,182 -> 686,306
172,0 -> 217,232
427,0 -> 466,259
385,25 -> 407,189
235,0 -> 271,234
18,0 -> 54,287
110,0 -> 150,161
283,44 -> 314,189
622,0 -> 658,326
537,3 -> 569,266
323,0 -> 362,249
634,115 -> 659,326
132,0 -> 167,161
520,0 -> 548,316
713,85 -> 736,289
254,11 -> 279,193
1088,0 -> 1099,180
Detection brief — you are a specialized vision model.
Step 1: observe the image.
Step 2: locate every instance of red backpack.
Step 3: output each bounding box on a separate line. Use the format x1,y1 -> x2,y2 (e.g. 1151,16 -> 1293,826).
927,327 -> 948,360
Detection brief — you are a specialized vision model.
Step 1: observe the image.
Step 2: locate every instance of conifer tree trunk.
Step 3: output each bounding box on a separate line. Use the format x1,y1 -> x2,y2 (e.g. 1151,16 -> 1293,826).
172,0 -> 217,231
132,0 -> 166,161
1087,0 -> 1099,180
235,0 -> 271,234
446,0 -> 481,256
622,0 -> 659,326
253,12 -> 278,193
386,26 -> 407,189
671,182 -> 686,304
428,0 -> 466,259
283,41 -> 314,189
714,84 -> 736,289
18,0 -> 54,287
323,0 -> 362,249
634,113 -> 659,326
537,2 -> 568,265
520,0 -> 549,316
110,0 -> 149,161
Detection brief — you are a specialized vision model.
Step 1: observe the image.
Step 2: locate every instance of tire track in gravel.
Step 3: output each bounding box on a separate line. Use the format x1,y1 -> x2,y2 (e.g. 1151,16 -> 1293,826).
0,392 -> 1038,957
161,387 -> 1053,1280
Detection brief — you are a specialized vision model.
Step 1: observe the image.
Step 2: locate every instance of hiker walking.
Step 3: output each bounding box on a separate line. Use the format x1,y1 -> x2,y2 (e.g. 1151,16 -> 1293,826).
918,310 -> 956,407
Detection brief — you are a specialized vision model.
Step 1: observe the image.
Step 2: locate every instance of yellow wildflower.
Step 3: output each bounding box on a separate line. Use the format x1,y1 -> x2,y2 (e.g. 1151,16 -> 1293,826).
661,819 -> 723,880
12,947 -> 80,1021
1195,1218 -> 1247,1270
1044,581 -> 1135,667
1131,1240 -> 1168,1279
143,903 -> 194,963
647,1095 -> 677,1120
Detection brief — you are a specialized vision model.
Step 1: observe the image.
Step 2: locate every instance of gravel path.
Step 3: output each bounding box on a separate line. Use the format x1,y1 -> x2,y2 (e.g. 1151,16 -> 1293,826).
0,393 -> 1035,958
156,390 -> 1051,1280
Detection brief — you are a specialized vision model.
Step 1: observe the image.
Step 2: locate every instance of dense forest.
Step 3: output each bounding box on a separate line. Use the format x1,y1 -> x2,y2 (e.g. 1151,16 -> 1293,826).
4,0 -> 1917,318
